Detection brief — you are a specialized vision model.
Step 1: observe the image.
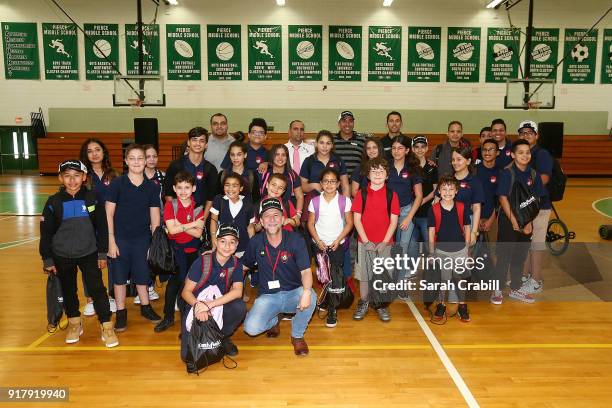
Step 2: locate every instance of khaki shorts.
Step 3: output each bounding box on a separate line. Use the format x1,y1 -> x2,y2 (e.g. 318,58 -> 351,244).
531,209 -> 552,250
354,242 -> 392,282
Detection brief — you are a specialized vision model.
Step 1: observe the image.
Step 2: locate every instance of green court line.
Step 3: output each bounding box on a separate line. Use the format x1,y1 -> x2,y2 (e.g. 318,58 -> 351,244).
593,198 -> 612,219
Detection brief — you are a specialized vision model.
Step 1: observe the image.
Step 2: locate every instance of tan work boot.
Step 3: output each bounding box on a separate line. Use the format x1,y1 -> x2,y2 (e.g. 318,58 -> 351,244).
101,321 -> 119,348
66,317 -> 83,344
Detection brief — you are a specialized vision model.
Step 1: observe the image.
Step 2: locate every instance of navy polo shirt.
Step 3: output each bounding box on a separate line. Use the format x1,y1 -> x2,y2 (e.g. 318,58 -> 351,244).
530,145 -> 553,210
187,254 -> 244,298
454,173 -> 485,217
91,172 -> 111,205
211,195 -> 255,253
350,166 -> 368,189
181,156 -> 217,206
299,154 -> 347,184
427,202 -> 470,252
222,144 -> 269,172
106,175 -> 160,240
496,142 -> 513,168
388,164 -> 423,207
475,163 -> 501,219
258,169 -> 299,203
242,230 -> 310,295
496,164 -> 548,208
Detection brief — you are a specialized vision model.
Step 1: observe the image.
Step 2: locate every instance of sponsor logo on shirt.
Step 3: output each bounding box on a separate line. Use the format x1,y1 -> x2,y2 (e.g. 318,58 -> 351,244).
328,162 -> 335,168
281,251 -> 289,263
505,150 -> 511,156
104,180 -> 110,186
460,182 -> 468,189
256,156 -> 262,164
196,171 -> 204,180
401,170 -> 409,179
490,176 -> 497,183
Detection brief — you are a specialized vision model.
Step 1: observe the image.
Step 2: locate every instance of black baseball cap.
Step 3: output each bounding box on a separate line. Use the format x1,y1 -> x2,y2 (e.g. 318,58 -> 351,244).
259,197 -> 284,216
412,135 -> 428,146
338,111 -> 354,121
58,160 -> 87,174
216,224 -> 240,240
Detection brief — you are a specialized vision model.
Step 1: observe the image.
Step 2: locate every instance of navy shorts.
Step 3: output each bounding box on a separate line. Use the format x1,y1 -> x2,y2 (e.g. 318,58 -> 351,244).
110,237 -> 151,285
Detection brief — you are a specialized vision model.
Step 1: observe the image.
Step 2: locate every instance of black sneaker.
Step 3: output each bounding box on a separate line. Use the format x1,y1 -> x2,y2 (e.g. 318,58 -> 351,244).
115,309 -> 127,332
222,337 -> 238,356
154,317 -> 175,333
431,303 -> 447,325
457,304 -> 470,323
326,308 -> 337,328
141,304 -> 162,323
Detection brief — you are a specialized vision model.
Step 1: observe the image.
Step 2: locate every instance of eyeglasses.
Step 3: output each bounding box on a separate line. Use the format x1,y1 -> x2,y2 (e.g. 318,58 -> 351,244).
251,131 -> 266,136
321,179 -> 338,185
518,131 -> 536,136
482,147 -> 497,153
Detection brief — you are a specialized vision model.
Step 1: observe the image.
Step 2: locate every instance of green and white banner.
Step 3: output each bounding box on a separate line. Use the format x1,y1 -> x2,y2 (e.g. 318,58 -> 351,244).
529,28 -> 559,80
84,23 -> 119,80
166,24 -> 201,80
368,26 -> 401,82
42,23 -> 78,80
288,25 -> 322,81
207,24 -> 241,81
562,28 -> 598,84
407,26 -> 441,82
125,24 -> 160,75
446,27 -> 481,82
485,27 -> 520,83
600,29 -> 612,84
248,25 -> 282,80
329,25 -> 362,81
2,22 -> 40,80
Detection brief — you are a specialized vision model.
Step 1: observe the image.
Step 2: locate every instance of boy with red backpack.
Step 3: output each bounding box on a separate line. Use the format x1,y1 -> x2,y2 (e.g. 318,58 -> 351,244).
428,175 -> 472,324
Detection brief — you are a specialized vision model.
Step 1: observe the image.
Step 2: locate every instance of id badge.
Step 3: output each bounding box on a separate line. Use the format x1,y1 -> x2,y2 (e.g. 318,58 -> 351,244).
268,280 -> 280,289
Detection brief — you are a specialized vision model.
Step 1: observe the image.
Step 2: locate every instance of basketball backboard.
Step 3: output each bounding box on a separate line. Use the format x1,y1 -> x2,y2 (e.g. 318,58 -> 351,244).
505,78 -> 555,109
113,75 -> 165,106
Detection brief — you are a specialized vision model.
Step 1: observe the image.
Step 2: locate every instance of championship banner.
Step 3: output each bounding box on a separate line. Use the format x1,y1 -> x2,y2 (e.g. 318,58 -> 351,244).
446,27 -> 481,83
329,25 -> 362,81
288,25 -> 322,81
166,24 -> 201,80
529,28 -> 560,80
125,24 -> 160,75
43,23 -> 78,80
407,26 -> 441,82
600,29 -> 612,84
84,23 -> 119,80
248,25 -> 282,81
485,27 -> 520,83
207,24 -> 242,81
2,22 -> 40,80
367,26 -> 401,82
562,28 -> 598,84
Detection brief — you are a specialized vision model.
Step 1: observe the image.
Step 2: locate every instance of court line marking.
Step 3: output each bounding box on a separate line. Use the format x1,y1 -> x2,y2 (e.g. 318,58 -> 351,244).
592,197 -> 612,219
404,298 -> 480,408
0,237 -> 39,250
0,216 -> 15,221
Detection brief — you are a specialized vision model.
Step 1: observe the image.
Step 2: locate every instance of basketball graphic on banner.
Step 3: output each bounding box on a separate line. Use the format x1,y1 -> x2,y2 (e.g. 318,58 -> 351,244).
93,39 -> 112,58
532,43 -> 552,62
174,40 -> 194,58
493,43 -> 513,61
453,42 -> 474,61
296,40 -> 315,60
336,41 -> 355,60
216,42 -> 234,61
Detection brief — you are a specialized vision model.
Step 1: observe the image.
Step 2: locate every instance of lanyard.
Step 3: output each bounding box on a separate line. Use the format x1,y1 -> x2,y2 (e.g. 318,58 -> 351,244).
264,244 -> 282,280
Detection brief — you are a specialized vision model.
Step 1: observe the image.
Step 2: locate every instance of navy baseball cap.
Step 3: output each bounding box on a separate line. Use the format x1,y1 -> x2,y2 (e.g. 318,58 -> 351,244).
216,224 -> 240,240
518,120 -> 538,133
338,111 -> 354,121
259,197 -> 284,216
58,160 -> 87,174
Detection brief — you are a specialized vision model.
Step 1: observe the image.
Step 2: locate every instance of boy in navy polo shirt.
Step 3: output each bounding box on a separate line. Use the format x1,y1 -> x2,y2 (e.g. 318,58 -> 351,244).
475,139 -> 500,235
181,224 -> 247,359
491,119 -> 513,168
221,118 -> 269,172
106,144 -> 162,332
243,198 -> 317,357
492,139 -> 547,305
40,160 -> 118,347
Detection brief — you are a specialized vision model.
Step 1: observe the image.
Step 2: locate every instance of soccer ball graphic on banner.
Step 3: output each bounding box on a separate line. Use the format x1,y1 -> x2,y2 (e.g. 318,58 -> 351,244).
571,43 -> 589,62
416,42 -> 435,60
453,42 -> 474,61
174,40 -> 194,58
296,41 -> 315,60
93,39 -> 112,58
532,43 -> 552,62
215,42 -> 234,61
336,41 -> 355,60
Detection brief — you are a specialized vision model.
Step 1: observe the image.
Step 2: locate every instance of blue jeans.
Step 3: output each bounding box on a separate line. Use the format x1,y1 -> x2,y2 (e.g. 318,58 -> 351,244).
244,287 -> 316,339
395,204 -> 418,278
413,216 -> 429,255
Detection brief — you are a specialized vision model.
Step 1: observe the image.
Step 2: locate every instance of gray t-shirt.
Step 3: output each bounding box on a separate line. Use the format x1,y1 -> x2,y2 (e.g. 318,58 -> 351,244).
205,135 -> 234,171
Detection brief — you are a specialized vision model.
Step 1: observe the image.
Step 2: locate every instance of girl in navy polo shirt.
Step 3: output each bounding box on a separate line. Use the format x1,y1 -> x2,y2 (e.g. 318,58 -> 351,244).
79,138 -> 118,316
259,144 -> 304,214
210,173 -> 256,258
389,135 -> 423,274
300,130 -> 350,198
351,137 -> 383,197
221,118 -> 269,172
218,141 -> 259,203
451,146 -> 484,246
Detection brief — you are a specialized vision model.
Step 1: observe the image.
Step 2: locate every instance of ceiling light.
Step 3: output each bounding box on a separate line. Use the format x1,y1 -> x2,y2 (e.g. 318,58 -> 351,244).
276,0 -> 285,6
383,0 -> 394,6
166,0 -> 178,5
486,0 -> 508,8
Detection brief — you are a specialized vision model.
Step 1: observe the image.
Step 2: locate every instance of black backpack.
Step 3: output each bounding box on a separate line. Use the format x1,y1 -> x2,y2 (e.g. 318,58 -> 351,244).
46,274 -> 65,332
508,166 -> 540,229
148,226 -> 176,275
317,250 -> 354,311
360,187 -> 393,216
547,157 -> 567,202
186,317 -> 227,374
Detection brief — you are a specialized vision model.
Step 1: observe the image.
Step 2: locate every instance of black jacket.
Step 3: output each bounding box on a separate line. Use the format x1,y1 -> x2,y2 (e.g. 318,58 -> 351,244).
163,156 -> 218,206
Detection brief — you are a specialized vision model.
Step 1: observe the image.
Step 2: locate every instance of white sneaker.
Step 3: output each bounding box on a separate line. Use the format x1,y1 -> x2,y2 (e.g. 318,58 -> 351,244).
83,301 -> 95,316
109,298 -> 117,313
509,289 -> 535,304
148,286 -> 160,301
490,290 -> 503,305
174,300 -> 179,312
522,278 -> 543,294
133,295 -> 141,305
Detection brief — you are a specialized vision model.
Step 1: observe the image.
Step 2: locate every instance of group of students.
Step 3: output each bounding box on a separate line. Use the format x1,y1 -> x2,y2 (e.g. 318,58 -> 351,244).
39,110 -> 555,358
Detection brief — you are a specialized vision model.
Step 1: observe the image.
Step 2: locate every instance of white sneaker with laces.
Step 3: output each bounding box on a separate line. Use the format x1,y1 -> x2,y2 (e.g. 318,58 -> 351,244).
522,278 -> 543,294
133,295 -> 141,305
490,290 -> 503,305
109,298 -> 117,313
509,289 -> 535,304
148,286 -> 160,301
83,301 -> 95,316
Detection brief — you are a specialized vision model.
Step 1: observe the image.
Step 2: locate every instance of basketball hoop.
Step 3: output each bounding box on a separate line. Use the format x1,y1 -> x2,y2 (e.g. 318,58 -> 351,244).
128,98 -> 143,108
527,101 -> 542,110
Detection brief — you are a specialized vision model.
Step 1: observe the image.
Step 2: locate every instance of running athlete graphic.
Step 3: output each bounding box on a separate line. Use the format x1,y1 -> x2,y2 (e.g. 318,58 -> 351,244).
253,40 -> 274,58
49,39 -> 70,58
374,42 -> 393,60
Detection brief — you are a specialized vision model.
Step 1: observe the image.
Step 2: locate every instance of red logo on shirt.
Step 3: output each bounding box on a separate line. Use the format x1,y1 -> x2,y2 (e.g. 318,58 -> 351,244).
196,171 -> 204,180
104,180 -> 110,186
460,182 -> 468,189
219,270 -> 226,278
256,156 -> 262,164
527,178 -> 533,186
490,176 -> 497,183
401,171 -> 409,179
505,150 -> 511,156
281,251 -> 289,263
328,162 -> 335,168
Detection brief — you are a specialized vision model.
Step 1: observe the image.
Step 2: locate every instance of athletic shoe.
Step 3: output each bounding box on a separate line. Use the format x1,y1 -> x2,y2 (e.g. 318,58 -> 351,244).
133,295 -> 141,305
66,317 -> 83,344
375,307 -> 391,322
109,298 -> 117,313
457,304 -> 470,322
83,301 -> 95,316
326,309 -> 337,328
101,321 -> 119,348
141,304 -> 162,323
174,300 -> 179,312
222,337 -> 238,357
431,303 -> 447,325
148,286 -> 160,301
509,289 -> 536,304
115,309 -> 127,332
521,278 -> 543,294
154,317 -> 174,333
490,290 -> 504,305
506,274 -> 530,288
352,300 -> 369,321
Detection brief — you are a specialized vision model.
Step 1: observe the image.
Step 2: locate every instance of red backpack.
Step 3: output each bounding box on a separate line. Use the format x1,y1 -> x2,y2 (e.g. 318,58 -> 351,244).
431,201 -> 465,242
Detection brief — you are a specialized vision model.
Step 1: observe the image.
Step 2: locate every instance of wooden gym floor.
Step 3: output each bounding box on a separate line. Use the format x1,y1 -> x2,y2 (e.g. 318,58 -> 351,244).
0,175 -> 611,407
